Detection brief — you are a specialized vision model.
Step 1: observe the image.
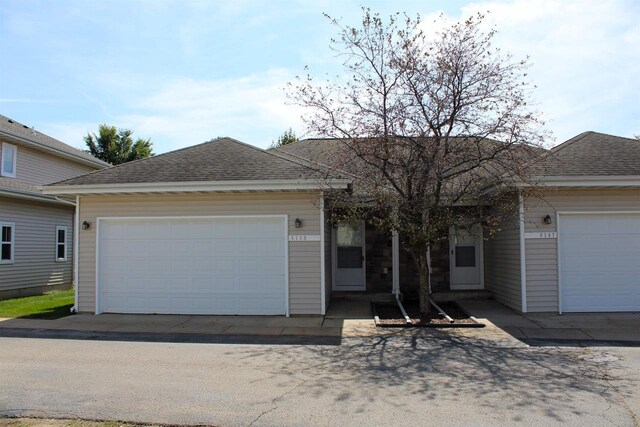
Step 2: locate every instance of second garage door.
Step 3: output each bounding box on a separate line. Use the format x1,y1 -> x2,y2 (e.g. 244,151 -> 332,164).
559,213 -> 640,312
97,216 -> 287,315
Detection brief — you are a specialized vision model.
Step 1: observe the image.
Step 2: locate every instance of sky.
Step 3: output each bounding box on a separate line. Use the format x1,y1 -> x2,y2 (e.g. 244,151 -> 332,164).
0,0 -> 638,154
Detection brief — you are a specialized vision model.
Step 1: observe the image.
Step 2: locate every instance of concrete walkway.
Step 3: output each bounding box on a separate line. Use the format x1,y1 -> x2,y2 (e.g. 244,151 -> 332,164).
0,299 -> 387,339
2,298 -> 636,345
458,299 -> 640,344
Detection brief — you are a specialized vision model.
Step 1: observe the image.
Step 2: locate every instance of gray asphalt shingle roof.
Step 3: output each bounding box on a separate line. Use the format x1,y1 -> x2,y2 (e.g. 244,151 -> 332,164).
51,137 -> 338,186
0,177 -> 42,195
0,114 -> 108,167
529,131 -> 640,176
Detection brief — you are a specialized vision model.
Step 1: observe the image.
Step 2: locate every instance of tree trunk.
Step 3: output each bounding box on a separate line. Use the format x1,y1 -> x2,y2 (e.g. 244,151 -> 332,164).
417,251 -> 432,323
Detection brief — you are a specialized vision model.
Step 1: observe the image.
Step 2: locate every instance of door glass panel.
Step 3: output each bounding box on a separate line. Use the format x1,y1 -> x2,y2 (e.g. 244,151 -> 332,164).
338,247 -> 362,268
336,223 -> 363,247
336,223 -> 363,268
455,246 -> 476,267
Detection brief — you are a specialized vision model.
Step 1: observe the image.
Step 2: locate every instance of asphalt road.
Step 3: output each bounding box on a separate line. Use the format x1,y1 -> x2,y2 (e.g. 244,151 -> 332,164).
0,332 -> 638,426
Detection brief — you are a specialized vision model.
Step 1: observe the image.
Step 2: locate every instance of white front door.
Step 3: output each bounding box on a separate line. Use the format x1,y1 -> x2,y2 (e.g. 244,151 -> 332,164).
97,216 -> 287,315
449,226 -> 483,290
333,222 -> 366,291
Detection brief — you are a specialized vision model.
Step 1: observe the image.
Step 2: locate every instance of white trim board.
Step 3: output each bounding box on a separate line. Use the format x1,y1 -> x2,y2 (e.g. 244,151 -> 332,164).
94,214 -> 290,316
319,194 -> 326,315
519,193 -> 527,313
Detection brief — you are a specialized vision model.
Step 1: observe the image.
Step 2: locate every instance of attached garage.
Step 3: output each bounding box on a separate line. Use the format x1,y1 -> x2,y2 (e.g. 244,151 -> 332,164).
97,216 -> 288,315
558,212 -> 640,312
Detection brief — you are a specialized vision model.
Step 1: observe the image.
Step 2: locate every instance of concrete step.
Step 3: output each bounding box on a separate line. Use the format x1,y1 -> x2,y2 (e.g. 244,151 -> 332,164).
431,290 -> 493,301
330,292 -> 395,302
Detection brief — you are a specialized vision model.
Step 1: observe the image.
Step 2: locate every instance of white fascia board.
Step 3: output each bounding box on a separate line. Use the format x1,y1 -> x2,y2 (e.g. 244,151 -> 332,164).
517,176 -> 640,187
42,179 -> 352,195
0,189 -> 76,206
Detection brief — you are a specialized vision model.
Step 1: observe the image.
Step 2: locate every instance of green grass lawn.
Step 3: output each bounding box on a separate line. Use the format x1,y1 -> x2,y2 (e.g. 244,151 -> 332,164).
0,289 -> 74,319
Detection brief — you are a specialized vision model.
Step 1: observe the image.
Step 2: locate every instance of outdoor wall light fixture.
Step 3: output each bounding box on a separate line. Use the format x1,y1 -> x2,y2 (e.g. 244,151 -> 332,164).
295,218 -> 303,228
82,221 -> 91,230
543,215 -> 552,225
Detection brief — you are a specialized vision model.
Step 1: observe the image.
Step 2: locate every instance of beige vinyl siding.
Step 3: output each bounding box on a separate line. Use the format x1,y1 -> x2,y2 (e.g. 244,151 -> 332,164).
524,188 -> 640,312
0,140 -> 96,186
0,196 -> 74,292
484,211 -> 522,311
77,192 -> 323,315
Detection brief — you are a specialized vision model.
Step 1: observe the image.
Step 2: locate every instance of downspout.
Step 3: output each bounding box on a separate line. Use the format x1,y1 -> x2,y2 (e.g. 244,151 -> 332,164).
71,195 -> 79,313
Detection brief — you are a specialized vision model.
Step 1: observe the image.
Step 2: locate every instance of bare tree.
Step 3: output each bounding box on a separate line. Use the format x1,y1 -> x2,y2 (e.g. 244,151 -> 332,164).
289,10 -> 547,320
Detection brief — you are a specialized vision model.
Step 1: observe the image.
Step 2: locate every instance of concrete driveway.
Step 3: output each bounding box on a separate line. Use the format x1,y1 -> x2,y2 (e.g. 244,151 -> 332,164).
1,331 -> 639,426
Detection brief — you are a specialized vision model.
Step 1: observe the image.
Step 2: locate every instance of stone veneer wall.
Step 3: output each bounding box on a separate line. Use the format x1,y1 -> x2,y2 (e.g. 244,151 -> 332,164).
364,223 -> 450,296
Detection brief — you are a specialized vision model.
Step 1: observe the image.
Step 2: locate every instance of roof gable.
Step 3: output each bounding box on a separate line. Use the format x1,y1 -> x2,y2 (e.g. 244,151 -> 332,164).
49,137 -> 343,187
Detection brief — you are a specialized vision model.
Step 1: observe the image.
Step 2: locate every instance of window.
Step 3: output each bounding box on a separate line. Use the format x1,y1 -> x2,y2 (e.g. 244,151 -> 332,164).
55,226 -> 67,262
1,222 -> 15,264
1,143 -> 17,178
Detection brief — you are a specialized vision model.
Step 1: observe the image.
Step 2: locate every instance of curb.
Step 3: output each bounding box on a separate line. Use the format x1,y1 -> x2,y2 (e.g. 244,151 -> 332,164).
0,327 -> 342,346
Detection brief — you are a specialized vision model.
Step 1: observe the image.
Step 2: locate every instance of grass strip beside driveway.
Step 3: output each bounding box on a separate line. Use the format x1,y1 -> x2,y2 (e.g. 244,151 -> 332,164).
0,290 -> 74,319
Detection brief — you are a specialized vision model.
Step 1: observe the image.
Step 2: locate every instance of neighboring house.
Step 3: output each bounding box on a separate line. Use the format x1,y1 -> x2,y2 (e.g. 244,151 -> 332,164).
0,114 -> 108,299
43,132 -> 640,315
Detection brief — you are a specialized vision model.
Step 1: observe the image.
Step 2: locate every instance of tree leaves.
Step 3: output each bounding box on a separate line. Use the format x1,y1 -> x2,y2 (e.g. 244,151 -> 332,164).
84,124 -> 154,165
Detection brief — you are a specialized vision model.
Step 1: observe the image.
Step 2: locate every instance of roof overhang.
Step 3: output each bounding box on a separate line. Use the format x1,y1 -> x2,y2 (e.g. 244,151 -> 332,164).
516,176 -> 640,187
0,130 -> 108,169
0,188 -> 76,206
42,179 -> 353,195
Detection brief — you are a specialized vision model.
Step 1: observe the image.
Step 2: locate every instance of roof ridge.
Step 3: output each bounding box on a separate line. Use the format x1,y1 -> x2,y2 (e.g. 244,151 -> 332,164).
273,145 -> 358,180
581,131 -> 640,142
522,131 -> 593,172
224,136 -> 334,175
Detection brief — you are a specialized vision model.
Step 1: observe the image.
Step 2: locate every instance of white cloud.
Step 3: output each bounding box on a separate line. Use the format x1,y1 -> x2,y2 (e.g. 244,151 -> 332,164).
37,69 -> 304,152
115,69 -> 302,152
424,0 -> 640,144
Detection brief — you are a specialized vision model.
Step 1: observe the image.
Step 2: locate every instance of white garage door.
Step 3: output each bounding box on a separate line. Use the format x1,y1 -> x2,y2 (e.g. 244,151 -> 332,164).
98,216 -> 287,315
559,213 -> 640,312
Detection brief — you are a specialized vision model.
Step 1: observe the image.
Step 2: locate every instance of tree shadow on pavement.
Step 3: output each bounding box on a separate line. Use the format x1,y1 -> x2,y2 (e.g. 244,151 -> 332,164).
228,329 -> 636,425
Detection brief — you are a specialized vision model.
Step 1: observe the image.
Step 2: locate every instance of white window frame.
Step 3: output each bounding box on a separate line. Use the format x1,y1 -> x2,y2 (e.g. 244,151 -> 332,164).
1,143 -> 17,178
55,226 -> 68,262
0,222 -> 15,264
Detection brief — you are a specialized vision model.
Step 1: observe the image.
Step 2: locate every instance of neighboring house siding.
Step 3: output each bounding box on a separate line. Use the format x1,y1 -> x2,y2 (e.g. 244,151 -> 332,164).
524,188 -> 640,312
484,211 -> 522,311
77,192 -> 322,315
0,196 -> 74,293
0,140 -> 96,185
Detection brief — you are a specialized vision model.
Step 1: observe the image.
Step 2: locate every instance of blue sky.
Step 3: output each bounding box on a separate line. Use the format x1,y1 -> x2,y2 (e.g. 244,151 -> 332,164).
0,0 -> 638,154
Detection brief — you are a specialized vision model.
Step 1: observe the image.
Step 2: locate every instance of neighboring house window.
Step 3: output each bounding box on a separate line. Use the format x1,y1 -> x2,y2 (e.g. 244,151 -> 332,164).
1,222 -> 15,264
55,226 -> 67,262
1,143 -> 17,178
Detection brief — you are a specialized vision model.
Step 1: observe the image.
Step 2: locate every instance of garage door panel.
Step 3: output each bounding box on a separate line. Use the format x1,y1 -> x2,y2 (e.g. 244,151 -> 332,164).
99,217 -> 287,315
560,213 -> 640,312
